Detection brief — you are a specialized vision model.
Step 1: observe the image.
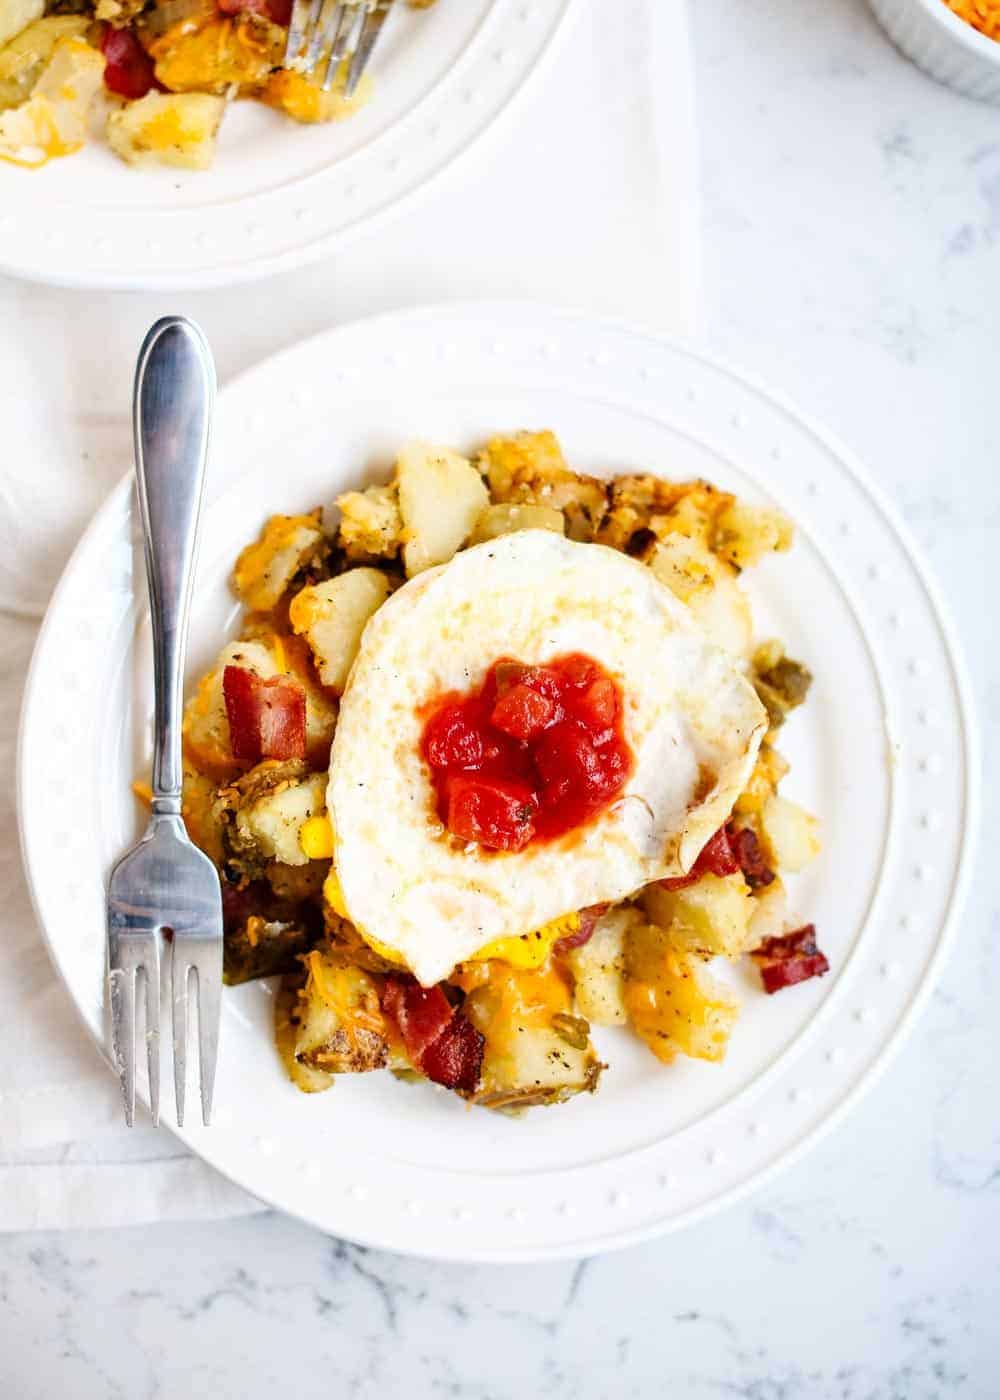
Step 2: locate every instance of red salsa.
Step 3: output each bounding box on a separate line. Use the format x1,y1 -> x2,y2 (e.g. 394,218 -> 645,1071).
420,653 -> 634,853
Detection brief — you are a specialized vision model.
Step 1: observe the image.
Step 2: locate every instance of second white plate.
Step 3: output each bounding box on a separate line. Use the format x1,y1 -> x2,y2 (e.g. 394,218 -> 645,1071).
0,0 -> 571,288
18,304 -> 977,1259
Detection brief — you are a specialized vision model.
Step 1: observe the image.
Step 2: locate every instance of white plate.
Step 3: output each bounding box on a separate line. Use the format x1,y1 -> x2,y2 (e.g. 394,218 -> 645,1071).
0,1 -> 571,290
18,304 -> 978,1260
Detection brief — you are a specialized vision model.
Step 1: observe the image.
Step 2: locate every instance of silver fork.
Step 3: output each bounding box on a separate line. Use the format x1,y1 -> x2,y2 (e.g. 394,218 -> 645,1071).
107,316 -> 222,1130
284,0 -> 397,96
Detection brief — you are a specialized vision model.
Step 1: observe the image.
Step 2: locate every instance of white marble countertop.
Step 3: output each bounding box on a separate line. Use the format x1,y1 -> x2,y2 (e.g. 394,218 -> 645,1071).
2,0 -> 996,1394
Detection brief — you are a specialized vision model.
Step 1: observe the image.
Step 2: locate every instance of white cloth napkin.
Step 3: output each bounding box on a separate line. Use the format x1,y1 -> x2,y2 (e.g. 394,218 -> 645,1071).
0,0 -> 698,1230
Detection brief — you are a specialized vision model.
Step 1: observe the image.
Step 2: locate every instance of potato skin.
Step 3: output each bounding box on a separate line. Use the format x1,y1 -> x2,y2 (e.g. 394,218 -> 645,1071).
459,963 -> 603,1110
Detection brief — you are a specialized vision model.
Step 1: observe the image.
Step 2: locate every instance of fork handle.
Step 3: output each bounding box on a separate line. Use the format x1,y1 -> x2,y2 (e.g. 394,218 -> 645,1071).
133,318 -> 216,813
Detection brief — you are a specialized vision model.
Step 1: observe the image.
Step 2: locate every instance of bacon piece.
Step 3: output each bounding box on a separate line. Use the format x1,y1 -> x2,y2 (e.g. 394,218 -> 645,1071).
381,978 -> 454,1059
553,903 -> 610,955
217,0 -> 293,24
223,665 -> 306,762
728,824 -> 775,890
660,826 -> 740,891
751,925 -> 829,994
381,976 -> 484,1094
101,26 -> 161,100
220,880 -> 261,930
419,1014 -> 485,1093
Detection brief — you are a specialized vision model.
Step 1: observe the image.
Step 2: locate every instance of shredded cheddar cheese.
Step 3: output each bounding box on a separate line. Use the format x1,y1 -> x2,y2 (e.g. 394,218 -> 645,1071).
942,0 -> 1000,39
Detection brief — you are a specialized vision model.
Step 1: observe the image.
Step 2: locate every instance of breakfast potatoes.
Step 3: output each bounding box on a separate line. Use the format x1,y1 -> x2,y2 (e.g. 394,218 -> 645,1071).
166,428 -> 820,1109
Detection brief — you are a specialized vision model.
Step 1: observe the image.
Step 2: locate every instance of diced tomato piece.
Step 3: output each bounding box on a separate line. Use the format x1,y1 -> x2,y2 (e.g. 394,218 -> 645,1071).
101,26 -> 161,100
447,775 -> 538,851
223,665 -> 306,762
567,676 -> 617,731
420,652 -> 633,848
751,925 -> 829,994
381,977 -> 455,1058
491,683 -> 555,740
728,824 -> 775,889
534,720 -> 603,805
593,738 -> 631,795
423,702 -> 485,771
420,1014 -> 484,1093
558,654 -> 599,688
490,659 -> 528,699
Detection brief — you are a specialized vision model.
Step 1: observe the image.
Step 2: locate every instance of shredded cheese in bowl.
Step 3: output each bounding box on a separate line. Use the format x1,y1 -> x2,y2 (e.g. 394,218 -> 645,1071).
942,0 -> 1000,40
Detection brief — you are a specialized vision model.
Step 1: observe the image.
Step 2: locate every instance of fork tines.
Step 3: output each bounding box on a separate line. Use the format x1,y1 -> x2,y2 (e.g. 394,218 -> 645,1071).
108,924 -> 161,1128
284,0 -> 396,96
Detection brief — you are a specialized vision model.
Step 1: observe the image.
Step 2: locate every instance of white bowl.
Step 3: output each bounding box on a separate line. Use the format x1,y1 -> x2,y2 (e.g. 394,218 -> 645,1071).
869,0 -> 1000,103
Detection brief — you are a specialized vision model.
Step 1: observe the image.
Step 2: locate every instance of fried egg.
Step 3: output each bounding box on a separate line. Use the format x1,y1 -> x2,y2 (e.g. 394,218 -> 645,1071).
329,530 -> 767,986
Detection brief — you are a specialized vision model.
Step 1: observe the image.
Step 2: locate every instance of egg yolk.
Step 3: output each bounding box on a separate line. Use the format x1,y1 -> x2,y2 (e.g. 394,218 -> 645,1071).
420,653 -> 634,853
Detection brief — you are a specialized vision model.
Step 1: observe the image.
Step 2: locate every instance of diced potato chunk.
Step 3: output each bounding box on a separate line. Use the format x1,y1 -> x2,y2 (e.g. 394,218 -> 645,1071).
288,568 -> 389,691
336,483 -> 402,562
0,36 -> 103,168
598,477 -> 732,553
565,908 -> 638,1026
759,794 -> 820,873
232,513 -> 325,612
183,638 -> 278,778
275,974 -> 333,1093
0,0 -> 43,50
712,501 -> 793,570
279,633 -> 338,764
107,91 -> 225,171
643,872 -> 754,959
0,15 -> 88,109
480,429 -> 570,495
95,0 -> 148,21
181,762 -> 224,866
644,534 -> 752,659
625,922 -> 739,1065
235,770 -> 327,867
468,501 -> 565,545
397,440 -> 489,577
462,964 -> 602,1110
289,950 -> 392,1076
733,744 -> 790,818
480,430 -> 607,542
260,65 -> 371,122
150,14 -> 279,93
747,878 -> 789,950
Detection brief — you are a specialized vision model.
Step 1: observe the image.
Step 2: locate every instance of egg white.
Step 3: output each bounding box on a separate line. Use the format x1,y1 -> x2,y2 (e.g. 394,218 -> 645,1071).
328,530 -> 767,986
